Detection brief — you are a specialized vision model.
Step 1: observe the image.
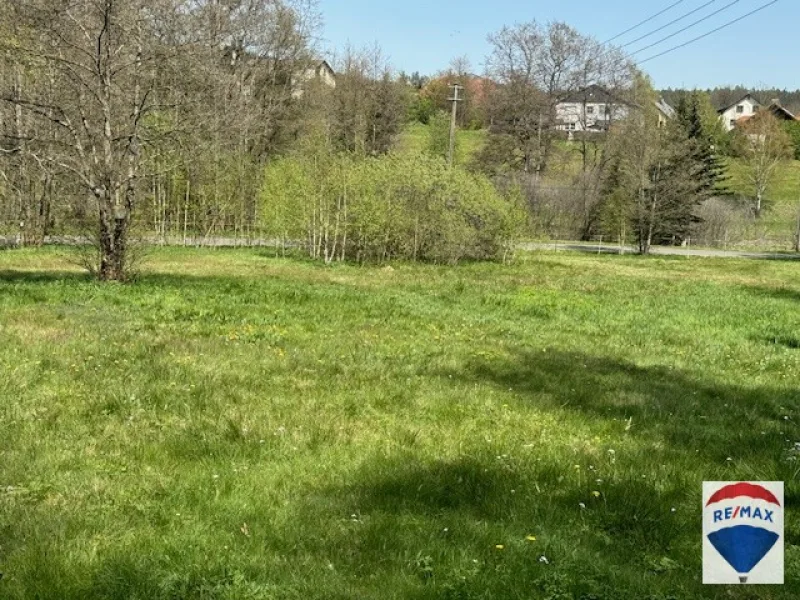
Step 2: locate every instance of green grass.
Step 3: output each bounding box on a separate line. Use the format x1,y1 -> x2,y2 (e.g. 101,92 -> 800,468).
725,159 -> 800,206
397,123 -> 487,166
1,247 -> 800,599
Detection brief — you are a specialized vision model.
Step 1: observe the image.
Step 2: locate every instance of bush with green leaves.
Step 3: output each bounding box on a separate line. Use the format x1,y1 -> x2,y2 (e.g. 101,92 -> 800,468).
260,151 -> 524,264
783,121 -> 800,161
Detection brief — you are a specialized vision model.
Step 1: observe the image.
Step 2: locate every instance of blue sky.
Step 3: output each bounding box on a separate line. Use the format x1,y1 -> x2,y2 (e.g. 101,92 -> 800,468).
317,0 -> 794,89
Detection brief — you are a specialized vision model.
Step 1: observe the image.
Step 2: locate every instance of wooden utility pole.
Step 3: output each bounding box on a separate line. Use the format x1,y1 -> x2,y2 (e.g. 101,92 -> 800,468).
448,84 -> 464,167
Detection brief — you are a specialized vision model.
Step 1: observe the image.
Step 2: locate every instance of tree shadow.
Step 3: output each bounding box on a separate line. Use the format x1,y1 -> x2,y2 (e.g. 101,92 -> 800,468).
746,285 -> 800,303
439,350 -> 798,467
284,454 -> 695,599
276,352 -> 800,598
766,335 -> 800,351
0,270 -> 91,284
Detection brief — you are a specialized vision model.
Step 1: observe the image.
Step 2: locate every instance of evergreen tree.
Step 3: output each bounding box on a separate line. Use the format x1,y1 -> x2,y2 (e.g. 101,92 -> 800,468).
599,78 -> 709,252
675,92 -> 728,195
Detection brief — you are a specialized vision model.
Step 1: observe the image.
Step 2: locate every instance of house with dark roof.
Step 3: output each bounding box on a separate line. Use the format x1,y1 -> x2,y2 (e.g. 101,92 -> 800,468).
555,84 -> 675,134
718,94 -> 762,131
718,94 -> 798,131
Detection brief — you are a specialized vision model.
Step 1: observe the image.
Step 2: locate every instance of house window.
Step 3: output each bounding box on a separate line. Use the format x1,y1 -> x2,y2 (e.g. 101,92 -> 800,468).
736,105 -> 744,114
587,106 -> 595,114
730,120 -> 736,128
568,123 -> 576,131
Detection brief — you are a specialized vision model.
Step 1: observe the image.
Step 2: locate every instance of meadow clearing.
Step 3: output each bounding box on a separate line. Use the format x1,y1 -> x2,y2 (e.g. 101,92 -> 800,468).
1,247 -> 799,598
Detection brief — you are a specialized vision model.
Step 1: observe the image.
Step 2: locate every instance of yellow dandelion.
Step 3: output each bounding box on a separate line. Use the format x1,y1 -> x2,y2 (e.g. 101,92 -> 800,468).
526,535 -> 537,542
592,491 -> 601,498
495,544 -> 505,550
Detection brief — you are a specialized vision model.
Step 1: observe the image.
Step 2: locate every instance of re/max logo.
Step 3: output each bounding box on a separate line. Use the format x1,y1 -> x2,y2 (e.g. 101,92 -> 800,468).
713,506 -> 775,524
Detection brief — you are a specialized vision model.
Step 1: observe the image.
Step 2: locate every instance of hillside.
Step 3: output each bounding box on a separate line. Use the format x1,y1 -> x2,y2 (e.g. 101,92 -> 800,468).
396,122 -> 488,165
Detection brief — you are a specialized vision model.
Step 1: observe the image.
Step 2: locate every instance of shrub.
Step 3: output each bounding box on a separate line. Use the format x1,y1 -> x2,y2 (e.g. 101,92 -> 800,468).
783,121 -> 800,161
260,152 -> 524,264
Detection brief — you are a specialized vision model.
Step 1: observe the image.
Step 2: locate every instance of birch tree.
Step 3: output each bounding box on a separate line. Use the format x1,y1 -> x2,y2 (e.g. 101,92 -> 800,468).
735,112 -> 792,219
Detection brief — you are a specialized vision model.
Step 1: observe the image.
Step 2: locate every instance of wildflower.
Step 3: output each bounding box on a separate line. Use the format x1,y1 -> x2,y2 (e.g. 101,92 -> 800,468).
539,555 -> 550,565
592,491 -> 601,498
579,502 -> 586,509
495,544 -> 505,550
526,535 -> 537,542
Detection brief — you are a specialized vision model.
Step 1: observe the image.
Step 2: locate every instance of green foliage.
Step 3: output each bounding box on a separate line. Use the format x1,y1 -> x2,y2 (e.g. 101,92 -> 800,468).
260,150 -> 524,264
674,91 -> 728,193
598,157 -> 631,244
470,133 -> 526,176
427,110 -> 453,161
783,121 -> 800,160
730,113 -> 793,218
598,77 -> 710,252
408,93 -> 435,125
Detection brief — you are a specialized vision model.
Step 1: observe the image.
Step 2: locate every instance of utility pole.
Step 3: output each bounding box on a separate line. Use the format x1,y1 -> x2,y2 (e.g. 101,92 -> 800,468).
448,84 -> 464,168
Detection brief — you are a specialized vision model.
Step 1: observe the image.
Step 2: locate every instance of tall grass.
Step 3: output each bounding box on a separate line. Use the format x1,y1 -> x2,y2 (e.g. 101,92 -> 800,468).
0,247 -> 798,598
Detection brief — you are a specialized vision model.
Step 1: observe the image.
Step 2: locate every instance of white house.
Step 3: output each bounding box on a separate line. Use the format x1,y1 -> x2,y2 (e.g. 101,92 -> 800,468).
717,94 -> 762,132
556,85 -> 629,133
717,94 -> 798,131
556,84 -> 675,134
291,60 -> 336,98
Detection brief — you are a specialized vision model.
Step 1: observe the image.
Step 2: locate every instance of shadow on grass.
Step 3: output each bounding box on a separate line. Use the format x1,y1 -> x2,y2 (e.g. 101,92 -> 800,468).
747,285 -> 800,303
440,350 -> 798,467
767,335 -> 800,351
5,351 -> 799,599
284,454 -> 694,599
277,352 -> 800,598
0,270 -> 91,284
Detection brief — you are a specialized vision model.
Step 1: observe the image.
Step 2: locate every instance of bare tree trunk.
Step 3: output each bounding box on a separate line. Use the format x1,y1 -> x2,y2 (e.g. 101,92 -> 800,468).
794,202 -> 800,253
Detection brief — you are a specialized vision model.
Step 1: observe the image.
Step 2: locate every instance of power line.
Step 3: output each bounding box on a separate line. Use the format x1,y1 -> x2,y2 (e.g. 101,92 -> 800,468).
629,0 -> 743,57
620,0 -> 718,49
594,0 -> 729,69
603,0 -> 687,44
638,0 -> 780,64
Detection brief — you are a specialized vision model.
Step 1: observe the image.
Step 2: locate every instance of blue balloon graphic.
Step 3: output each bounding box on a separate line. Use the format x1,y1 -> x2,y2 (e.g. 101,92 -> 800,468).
708,525 -> 780,575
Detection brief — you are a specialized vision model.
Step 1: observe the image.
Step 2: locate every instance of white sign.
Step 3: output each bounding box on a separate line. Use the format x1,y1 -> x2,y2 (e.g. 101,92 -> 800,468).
703,482 -> 784,584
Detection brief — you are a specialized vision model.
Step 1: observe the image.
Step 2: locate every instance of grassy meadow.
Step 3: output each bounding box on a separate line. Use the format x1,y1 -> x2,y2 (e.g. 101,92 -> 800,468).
396,122 -> 487,166
723,159 -> 800,246
1,247 -> 800,598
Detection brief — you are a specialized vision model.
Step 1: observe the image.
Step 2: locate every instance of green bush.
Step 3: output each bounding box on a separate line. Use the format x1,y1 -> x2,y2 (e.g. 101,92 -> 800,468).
783,121 -> 800,160
427,110 -> 454,161
260,152 -> 524,264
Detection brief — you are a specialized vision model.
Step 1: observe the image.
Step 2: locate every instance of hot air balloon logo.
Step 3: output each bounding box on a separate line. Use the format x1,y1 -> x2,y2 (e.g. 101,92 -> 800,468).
703,482 -> 784,585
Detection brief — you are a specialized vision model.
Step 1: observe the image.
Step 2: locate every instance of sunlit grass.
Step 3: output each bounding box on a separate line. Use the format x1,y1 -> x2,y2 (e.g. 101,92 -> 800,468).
397,122 -> 487,166
1,247 -> 799,598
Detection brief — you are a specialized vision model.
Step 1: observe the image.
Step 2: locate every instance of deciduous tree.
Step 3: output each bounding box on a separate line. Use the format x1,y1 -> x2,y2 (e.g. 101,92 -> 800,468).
734,112 -> 792,218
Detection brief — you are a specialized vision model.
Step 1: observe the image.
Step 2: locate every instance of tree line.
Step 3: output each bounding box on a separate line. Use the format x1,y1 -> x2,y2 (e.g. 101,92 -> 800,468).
2,4 -> 796,280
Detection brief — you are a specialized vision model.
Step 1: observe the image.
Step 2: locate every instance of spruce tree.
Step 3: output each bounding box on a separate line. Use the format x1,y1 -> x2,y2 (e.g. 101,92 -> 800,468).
678,92 -> 728,195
